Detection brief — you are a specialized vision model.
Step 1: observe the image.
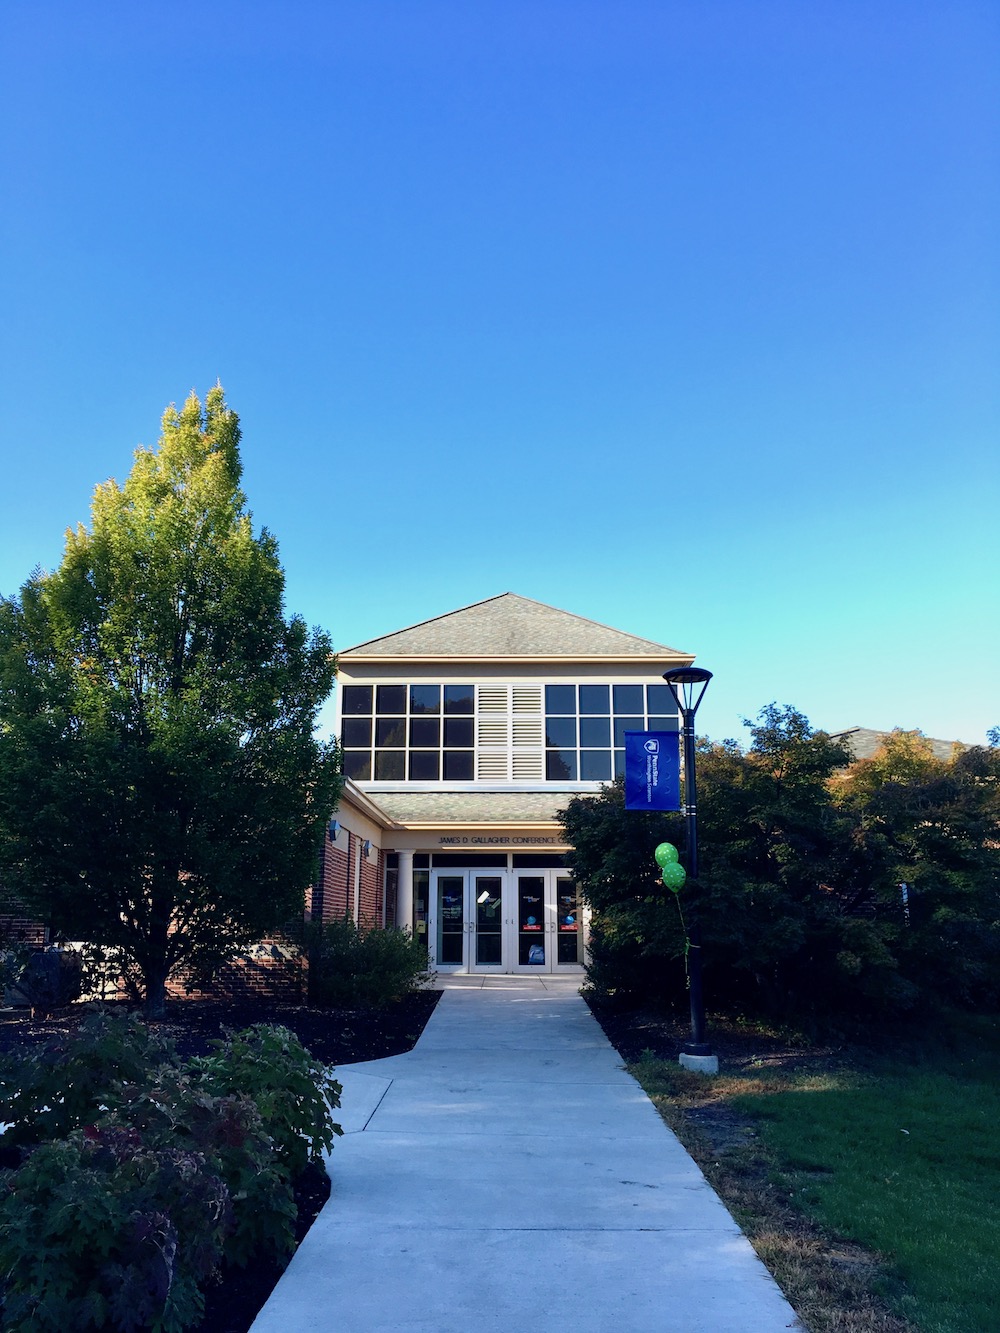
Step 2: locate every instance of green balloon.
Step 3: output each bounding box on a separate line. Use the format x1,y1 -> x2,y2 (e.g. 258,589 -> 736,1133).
661,862 -> 687,893
654,842 -> 679,867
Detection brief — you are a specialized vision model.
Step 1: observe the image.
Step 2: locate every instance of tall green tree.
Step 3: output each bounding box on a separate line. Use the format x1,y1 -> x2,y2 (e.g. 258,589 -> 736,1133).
564,707 -> 909,1022
693,708 -> 906,1019
563,708 -> 1000,1026
559,778 -> 685,1004
0,387 -> 341,1016
832,730 -> 1000,1008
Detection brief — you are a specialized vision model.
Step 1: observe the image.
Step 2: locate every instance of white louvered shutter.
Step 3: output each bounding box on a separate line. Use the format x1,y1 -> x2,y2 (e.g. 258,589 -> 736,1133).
511,686 -> 544,779
472,685 -> 544,781
476,686 -> 510,779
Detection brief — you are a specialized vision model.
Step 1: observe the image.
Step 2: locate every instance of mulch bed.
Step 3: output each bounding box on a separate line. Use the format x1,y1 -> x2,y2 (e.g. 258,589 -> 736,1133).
0,990 -> 442,1065
584,996 -> 842,1156
0,989 -> 441,1333
583,994 -> 835,1073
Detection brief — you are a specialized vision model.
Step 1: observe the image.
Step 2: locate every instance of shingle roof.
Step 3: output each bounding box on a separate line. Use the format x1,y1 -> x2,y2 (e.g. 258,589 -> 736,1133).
339,593 -> 690,659
366,790 -> 573,826
829,727 -> 968,764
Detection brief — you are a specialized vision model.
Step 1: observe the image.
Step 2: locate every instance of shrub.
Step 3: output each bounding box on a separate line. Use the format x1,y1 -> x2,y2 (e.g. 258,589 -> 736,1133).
114,1068 -> 298,1269
0,1011 -> 343,1329
563,710 -> 1000,1031
306,918 -> 432,1009
192,1023 -> 343,1177
582,901 -> 687,1011
0,1130 -> 230,1333
0,1009 -> 178,1149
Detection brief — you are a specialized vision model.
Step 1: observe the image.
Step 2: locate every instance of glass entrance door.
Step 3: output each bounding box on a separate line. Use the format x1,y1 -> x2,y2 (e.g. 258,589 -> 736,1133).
431,871 -> 506,971
554,876 -> 584,966
434,874 -> 466,968
514,875 -> 548,969
430,869 -> 586,973
511,873 -> 584,973
472,875 -> 504,968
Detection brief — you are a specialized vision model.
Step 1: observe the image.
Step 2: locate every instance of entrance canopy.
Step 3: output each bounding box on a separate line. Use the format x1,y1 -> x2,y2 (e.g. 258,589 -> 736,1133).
324,781 -> 584,975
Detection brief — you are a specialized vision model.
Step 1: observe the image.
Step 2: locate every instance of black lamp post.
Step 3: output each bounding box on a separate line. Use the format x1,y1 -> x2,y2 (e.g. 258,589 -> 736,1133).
662,666 -> 716,1070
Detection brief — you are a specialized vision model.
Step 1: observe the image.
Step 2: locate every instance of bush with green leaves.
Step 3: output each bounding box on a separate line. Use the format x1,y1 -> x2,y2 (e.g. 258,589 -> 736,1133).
562,707 -> 1000,1030
0,1129 -> 230,1333
0,1009 -> 179,1149
191,1023 -> 343,1177
0,1010 -> 343,1332
305,918 -> 432,1009
114,1068 -> 299,1270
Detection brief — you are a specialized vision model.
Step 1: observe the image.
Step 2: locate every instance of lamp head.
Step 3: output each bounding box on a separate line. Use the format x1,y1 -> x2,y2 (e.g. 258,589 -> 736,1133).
662,666 -> 713,717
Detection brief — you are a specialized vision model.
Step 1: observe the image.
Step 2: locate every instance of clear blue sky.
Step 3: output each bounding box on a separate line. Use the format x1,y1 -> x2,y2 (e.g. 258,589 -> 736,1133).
2,1 -> 997,746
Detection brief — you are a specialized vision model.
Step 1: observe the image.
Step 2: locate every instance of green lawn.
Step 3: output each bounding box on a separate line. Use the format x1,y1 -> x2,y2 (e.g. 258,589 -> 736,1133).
636,1014 -> 1000,1333
734,1017 -> 1000,1333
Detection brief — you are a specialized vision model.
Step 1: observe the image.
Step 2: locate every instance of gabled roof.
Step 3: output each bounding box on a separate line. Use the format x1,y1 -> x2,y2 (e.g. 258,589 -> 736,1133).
829,727 -> 968,764
339,593 -> 691,661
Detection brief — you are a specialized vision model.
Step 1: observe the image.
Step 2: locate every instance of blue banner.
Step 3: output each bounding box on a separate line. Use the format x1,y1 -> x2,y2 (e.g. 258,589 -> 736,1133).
624,731 -> 680,811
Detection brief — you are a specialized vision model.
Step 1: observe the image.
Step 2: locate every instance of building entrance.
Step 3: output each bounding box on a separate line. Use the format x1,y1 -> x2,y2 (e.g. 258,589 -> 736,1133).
431,869 -> 584,974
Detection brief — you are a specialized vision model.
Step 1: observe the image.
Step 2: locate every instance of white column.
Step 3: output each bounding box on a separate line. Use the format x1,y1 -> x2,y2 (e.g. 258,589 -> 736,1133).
395,850 -> 414,934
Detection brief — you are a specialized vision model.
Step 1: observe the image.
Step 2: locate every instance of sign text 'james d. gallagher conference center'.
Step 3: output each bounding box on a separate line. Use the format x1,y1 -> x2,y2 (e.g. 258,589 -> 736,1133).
313,594 -> 694,977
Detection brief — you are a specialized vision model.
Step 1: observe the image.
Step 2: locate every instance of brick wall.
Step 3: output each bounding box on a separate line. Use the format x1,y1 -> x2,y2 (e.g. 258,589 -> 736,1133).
384,865 -> 398,929
166,935 -> 306,1003
358,849 -> 382,925
309,833 -> 387,927
0,885 -> 48,948
0,914 -> 48,948
309,835 -> 352,924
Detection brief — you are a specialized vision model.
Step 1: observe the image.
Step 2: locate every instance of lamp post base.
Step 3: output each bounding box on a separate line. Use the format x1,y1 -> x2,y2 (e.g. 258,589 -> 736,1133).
679,1050 -> 719,1074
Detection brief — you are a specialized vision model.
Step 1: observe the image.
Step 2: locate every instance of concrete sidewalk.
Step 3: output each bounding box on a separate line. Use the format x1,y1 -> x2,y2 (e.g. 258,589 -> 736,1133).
250,978 -> 801,1332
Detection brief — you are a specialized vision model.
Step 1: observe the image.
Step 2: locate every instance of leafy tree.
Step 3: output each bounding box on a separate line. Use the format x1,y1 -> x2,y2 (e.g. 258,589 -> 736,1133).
694,708 -> 910,1020
565,709 -> 878,1016
559,779 -> 685,1005
0,387 -> 340,1016
563,708 -> 901,1022
833,730 -> 1000,1008
562,708 -> 1000,1028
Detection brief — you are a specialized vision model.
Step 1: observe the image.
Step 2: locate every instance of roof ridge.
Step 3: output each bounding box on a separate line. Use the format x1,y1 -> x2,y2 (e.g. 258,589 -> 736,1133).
505,593 -> 675,649
340,592 -> 513,654
340,592 -> 684,656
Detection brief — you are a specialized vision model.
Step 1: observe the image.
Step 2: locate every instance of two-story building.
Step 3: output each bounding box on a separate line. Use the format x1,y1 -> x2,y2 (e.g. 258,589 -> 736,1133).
310,593 -> 694,977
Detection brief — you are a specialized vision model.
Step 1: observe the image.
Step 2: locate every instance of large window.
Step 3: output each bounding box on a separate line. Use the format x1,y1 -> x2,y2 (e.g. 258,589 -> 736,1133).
341,684 -> 476,781
544,683 -> 677,780
340,682 -> 677,783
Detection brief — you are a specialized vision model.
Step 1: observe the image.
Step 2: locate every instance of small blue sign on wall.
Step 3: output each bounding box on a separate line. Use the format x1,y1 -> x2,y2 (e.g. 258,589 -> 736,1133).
624,731 -> 680,811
